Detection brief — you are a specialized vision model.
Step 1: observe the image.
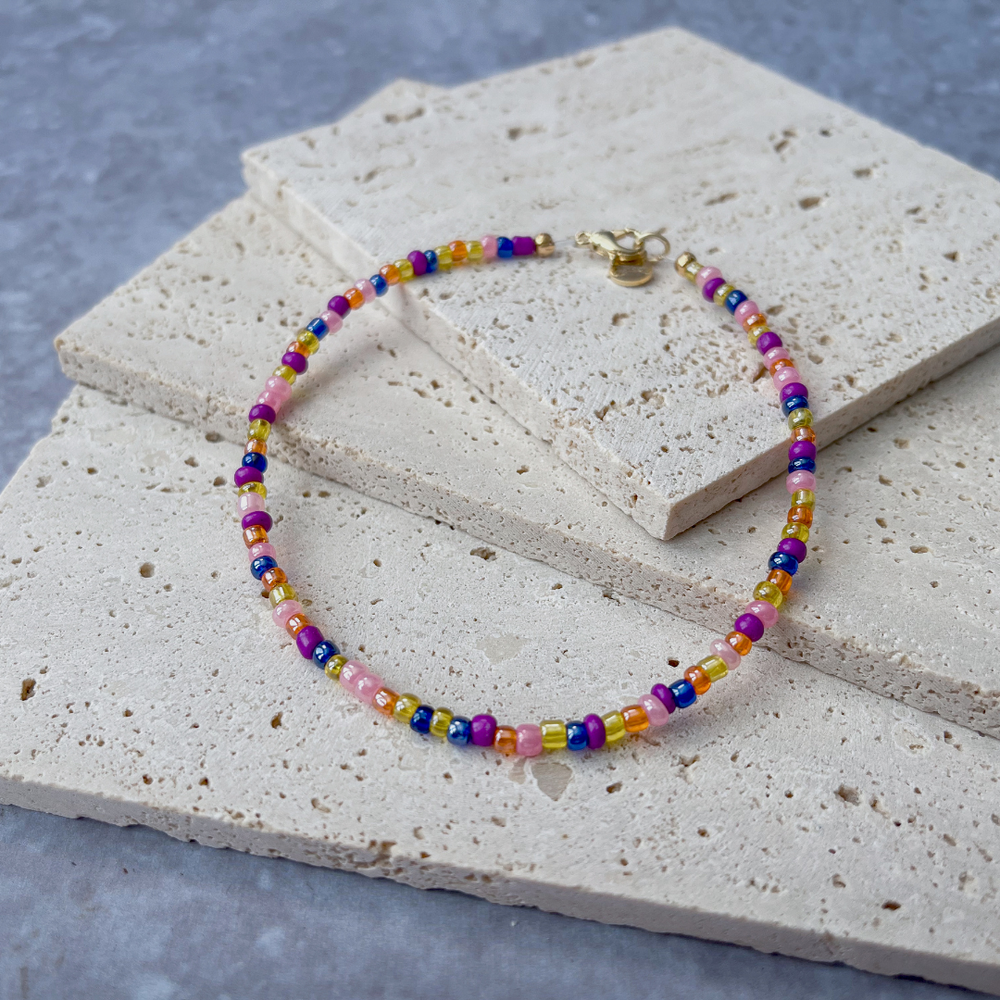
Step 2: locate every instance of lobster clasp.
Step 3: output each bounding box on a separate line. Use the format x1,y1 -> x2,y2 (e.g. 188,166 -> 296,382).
575,228 -> 670,287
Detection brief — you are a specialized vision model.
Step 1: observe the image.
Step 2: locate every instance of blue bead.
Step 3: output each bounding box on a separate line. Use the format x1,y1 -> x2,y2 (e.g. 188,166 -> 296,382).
423,250 -> 438,273
768,551 -> 799,575
725,289 -> 747,314
781,394 -> 809,417
669,679 -> 697,709
410,705 -> 434,734
446,716 -> 472,746
242,451 -> 267,473
787,456 -> 816,474
497,237 -> 514,258
566,721 -> 589,751
306,317 -> 328,339
250,555 -> 277,580
311,639 -> 341,667
371,273 -> 388,296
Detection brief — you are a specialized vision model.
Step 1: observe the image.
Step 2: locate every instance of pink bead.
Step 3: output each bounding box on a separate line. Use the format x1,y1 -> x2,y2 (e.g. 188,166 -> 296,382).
354,673 -> 383,704
763,347 -> 790,367
248,542 -> 277,562
746,599 -> 779,628
355,278 -> 376,304
710,638 -> 741,669
733,299 -> 759,325
481,235 -> 498,259
787,470 -> 816,492
272,599 -> 303,628
772,367 -> 801,389
695,266 -> 722,291
339,660 -> 368,694
264,376 -> 293,404
238,492 -> 265,515
256,389 -> 284,413
515,724 -> 542,757
639,693 -> 670,727
319,310 -> 343,334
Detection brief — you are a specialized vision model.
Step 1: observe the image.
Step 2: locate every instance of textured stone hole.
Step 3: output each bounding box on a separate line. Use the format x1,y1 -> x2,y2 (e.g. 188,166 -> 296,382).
139,562 -> 154,578
213,476 -> 226,487
470,547 -> 496,561
271,712 -> 283,729
20,679 -> 35,701
882,901 -> 901,911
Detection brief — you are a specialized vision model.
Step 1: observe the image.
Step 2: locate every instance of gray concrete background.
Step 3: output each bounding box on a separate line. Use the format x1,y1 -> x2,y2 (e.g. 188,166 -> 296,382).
1,1 -> 998,997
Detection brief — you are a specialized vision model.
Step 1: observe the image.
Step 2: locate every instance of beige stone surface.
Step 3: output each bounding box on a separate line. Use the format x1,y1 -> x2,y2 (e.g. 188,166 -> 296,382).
56,191 -> 1000,738
242,28 -> 1000,541
2,387 -> 1000,993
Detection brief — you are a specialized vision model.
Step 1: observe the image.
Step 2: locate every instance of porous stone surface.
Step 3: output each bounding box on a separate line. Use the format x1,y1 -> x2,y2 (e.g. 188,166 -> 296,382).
57,189 -> 1000,737
242,28 -> 1000,541
2,386 -> 1000,994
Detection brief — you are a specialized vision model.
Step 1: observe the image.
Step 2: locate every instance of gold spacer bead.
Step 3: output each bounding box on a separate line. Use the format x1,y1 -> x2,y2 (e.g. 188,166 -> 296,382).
674,251 -> 697,279
534,233 -> 555,257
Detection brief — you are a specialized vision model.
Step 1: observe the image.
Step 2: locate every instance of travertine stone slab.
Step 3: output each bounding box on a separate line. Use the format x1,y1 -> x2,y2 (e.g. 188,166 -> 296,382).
57,193 -> 1000,736
242,28 -> 1000,540
2,387 -> 1000,994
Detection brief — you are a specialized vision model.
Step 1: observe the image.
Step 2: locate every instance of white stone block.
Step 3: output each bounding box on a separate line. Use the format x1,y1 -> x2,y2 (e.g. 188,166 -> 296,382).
1,386 -> 999,994
242,27 -> 1000,540
56,191 -> 1000,738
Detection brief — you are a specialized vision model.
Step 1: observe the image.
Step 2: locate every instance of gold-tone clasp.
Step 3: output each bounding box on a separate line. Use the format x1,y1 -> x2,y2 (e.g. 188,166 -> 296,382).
575,228 -> 670,286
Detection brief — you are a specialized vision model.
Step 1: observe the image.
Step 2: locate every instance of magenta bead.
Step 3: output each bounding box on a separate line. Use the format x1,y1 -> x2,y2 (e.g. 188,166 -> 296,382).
583,713 -> 607,748
354,672 -> 383,703
511,236 -> 535,256
702,276 -> 726,301
328,295 -> 351,317
319,309 -> 342,334
515,724 -> 543,757
238,492 -> 265,515
709,638 -> 741,669
281,351 -> 308,374
264,376 -> 293,404
733,300 -> 759,325
296,625 -> 324,659
788,440 -> 816,462
756,331 -> 782,355
272,599 -> 303,628
778,537 -> 808,563
746,599 -> 779,628
470,714 -> 497,747
481,235 -> 498,259
695,266 -> 721,290
763,347 -> 790,367
234,466 -> 262,487
650,683 -> 676,714
248,541 -> 277,562
787,470 -> 816,492
640,693 -> 670,727
355,278 -> 376,304
734,613 -> 765,643
248,403 -> 276,424
408,250 -> 428,276
242,511 -> 272,532
780,382 -> 808,402
339,660 -> 368,693
773,367 -> 802,389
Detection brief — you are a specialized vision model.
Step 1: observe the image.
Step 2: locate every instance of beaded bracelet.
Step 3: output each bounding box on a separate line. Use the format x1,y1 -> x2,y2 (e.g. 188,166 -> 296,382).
235,231 -> 816,757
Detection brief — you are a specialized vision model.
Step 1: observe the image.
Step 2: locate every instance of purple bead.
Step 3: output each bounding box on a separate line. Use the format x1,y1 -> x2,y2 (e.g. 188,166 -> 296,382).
734,613 -> 765,643
788,440 -> 817,462
470,714 -> 497,747
295,625 -> 324,660
651,683 -> 677,714
281,351 -> 308,374
583,713 -> 606,750
779,382 -> 808,402
511,236 -> 536,256
756,331 -> 783,355
248,403 -> 276,424
328,295 -> 351,317
702,276 -> 726,301
407,250 -> 428,276
241,511 -> 273,532
233,466 -> 262,487
778,537 -> 808,563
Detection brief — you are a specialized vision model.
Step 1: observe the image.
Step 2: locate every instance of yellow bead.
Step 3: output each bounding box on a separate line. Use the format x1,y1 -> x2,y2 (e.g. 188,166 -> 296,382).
746,325 -> 769,348
787,407 -> 813,430
273,365 -> 297,384
781,522 -> 810,543
792,488 -> 815,509
683,259 -> 701,282
674,251 -> 697,279
296,330 -> 320,355
540,719 -> 567,751
429,708 -> 453,738
434,246 -> 453,270
394,258 -> 415,282
712,282 -> 734,306
247,418 -> 271,442
753,580 -> 785,609
393,693 -> 420,723
269,584 -> 298,608
700,655 -> 729,683
324,655 -> 348,680
534,233 -> 555,257
466,240 -> 484,262
601,710 -> 627,744
238,481 -> 266,498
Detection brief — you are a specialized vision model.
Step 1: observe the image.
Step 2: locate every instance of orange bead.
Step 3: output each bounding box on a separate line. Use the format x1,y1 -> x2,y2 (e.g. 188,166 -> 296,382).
790,425 -> 816,444
742,313 -> 767,331
684,665 -> 712,695
493,725 -> 518,755
726,630 -> 752,656
372,687 -> 398,717
788,505 -> 814,527
769,357 -> 795,375
285,613 -> 311,637
768,568 -> 793,594
449,240 -> 468,263
243,525 -> 268,548
344,287 -> 364,310
286,341 -> 310,357
621,704 -> 650,734
261,567 -> 287,592
245,439 -> 267,456
379,263 -> 401,285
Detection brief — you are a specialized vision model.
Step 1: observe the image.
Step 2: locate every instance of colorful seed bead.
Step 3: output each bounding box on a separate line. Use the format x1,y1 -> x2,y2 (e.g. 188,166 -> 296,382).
373,687 -> 398,717
324,654 -> 348,680
467,240 -> 484,262
583,713 -> 606,749
566,721 -> 589,750
684,666 -> 711,695
782,522 -> 810,543
621,704 -> 650,734
481,235 -> 499,259
788,407 -> 813,430
710,638 -> 740,669
247,419 -> 271,442
296,625 -> 325,660
393,693 -> 420,723
699,656 -> 728,683
394,258 -> 415,282
380,263 -> 400,285
726,631 -> 753,656
651,683 -> 677,713
261,567 -> 287,592
767,568 -> 793,594
724,288 -> 747,313
285,613 -> 311,637
370,274 -> 388,296
407,250 -> 428,276
355,672 -> 384,703
511,236 -> 536,256
273,365 -> 297,384
712,282 -> 734,306
753,580 -> 785,609
769,551 -> 799,576
639,693 -> 669,727
496,237 -> 514,259
601,711 -> 627,744
281,351 -> 308,374
339,660 -> 368,694
778,537 -> 808,563
238,482 -> 266,499
470,714 -> 497,747
733,300 -> 759,325
516,723 -> 543,757
756,331 -> 782,355
423,249 -> 438,272
434,246 -> 453,270
409,705 -> 434,734
355,278 -> 376,303
272,599 -> 302,628
695,265 -> 721,290
449,240 -> 468,263
747,599 -> 779,628
540,719 -> 567,750
447,716 -> 472,745
319,311 -> 342,335
344,287 -> 364,310
702,276 -> 725,301
312,640 -> 341,668
250,555 -> 277,580
429,708 -> 453,738
734,613 -> 765,642
268,583 -> 297,607
788,505 -> 814,527
493,725 -> 518,755
669,679 -> 697,708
